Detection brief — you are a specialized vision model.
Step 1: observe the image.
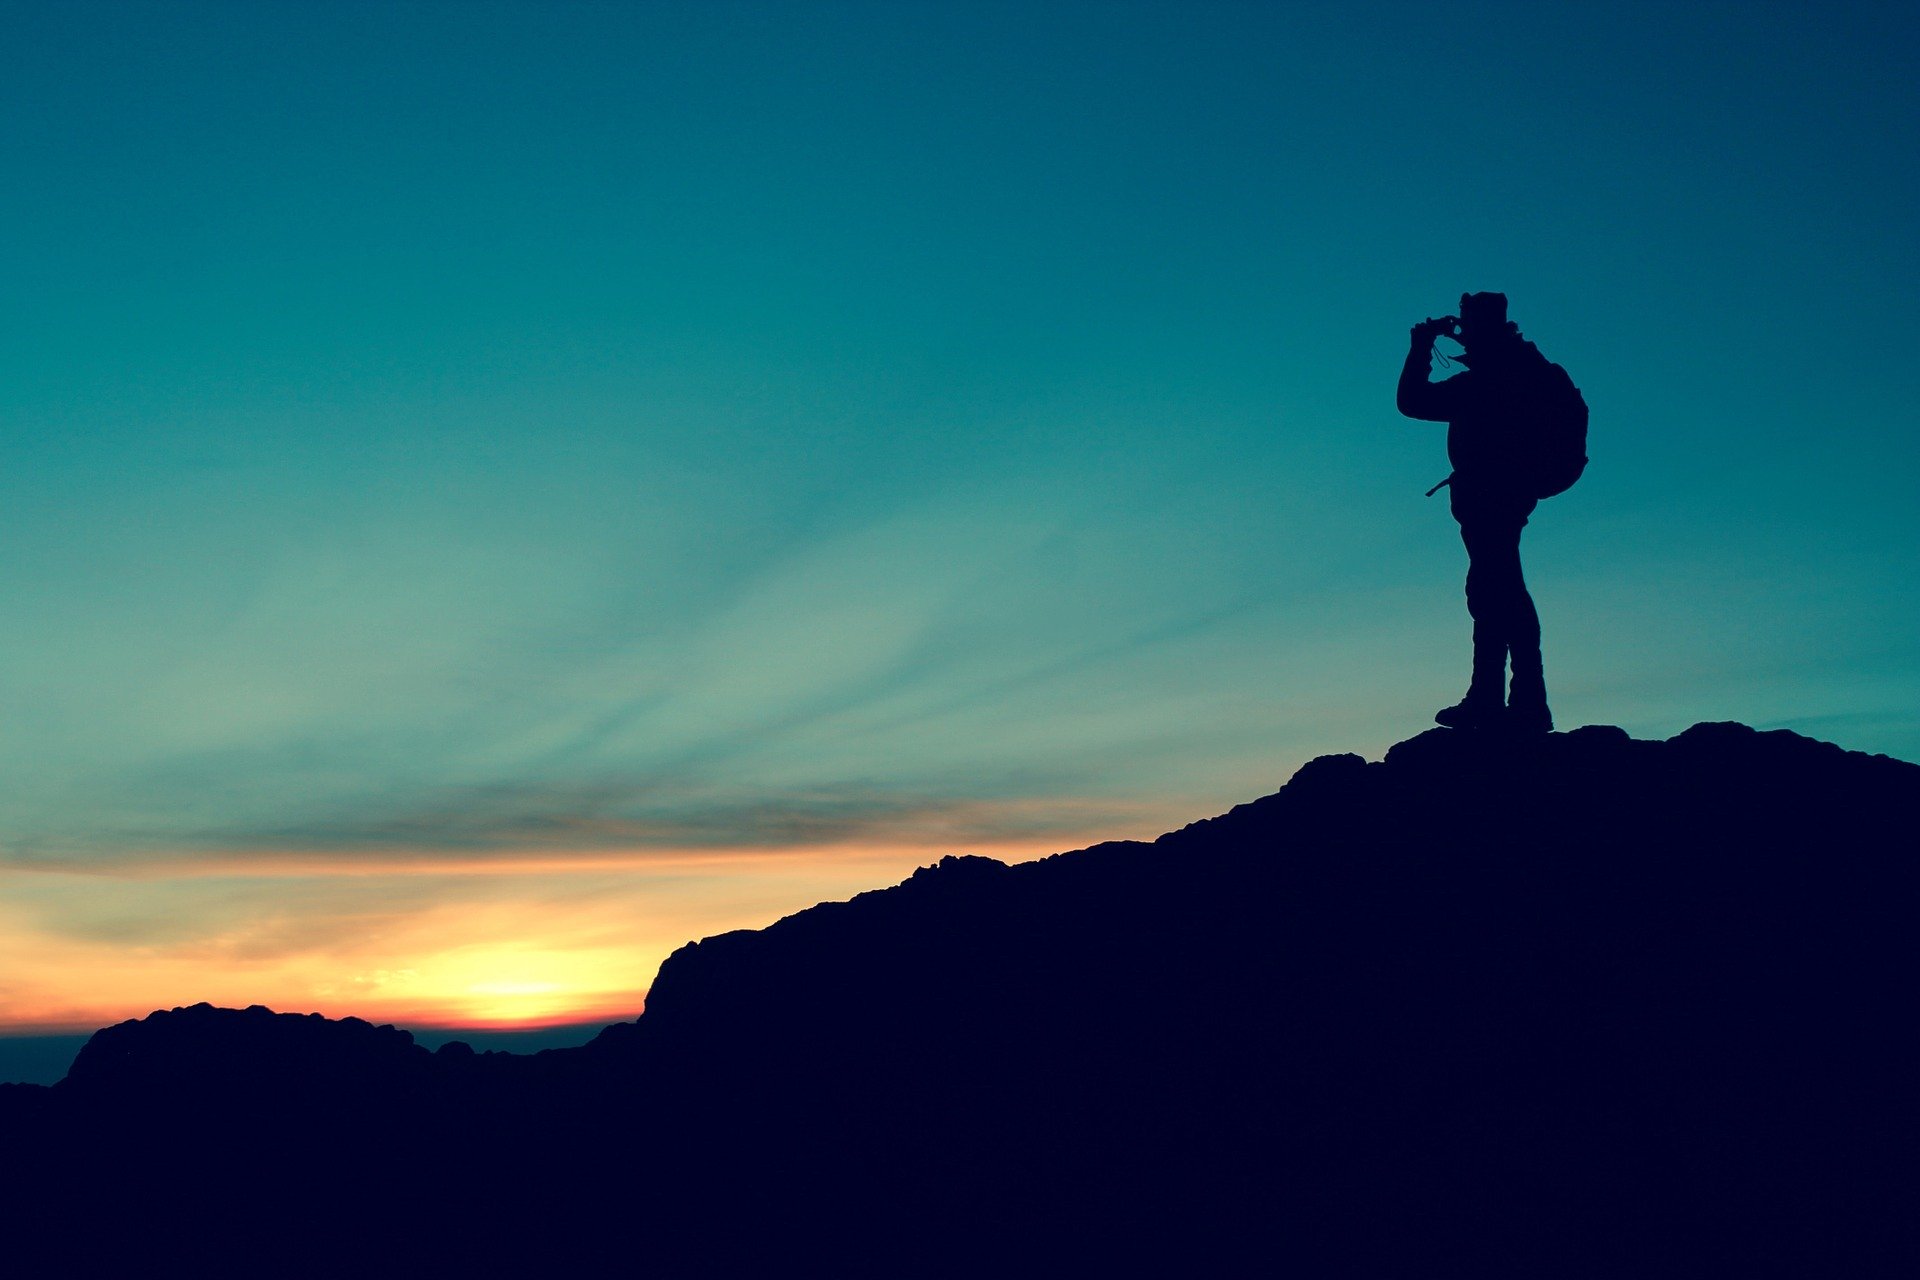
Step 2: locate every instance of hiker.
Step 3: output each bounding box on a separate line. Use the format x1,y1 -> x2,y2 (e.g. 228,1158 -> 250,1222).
1397,292 -> 1587,733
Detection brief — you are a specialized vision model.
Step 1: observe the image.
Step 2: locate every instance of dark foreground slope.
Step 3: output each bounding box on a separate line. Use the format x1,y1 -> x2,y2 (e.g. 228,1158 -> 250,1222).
5,723 -> 1915,1276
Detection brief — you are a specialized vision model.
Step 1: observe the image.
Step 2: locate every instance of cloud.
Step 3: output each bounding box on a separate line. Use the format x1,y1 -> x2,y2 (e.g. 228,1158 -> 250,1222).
2,473 -> 1260,873
11,785 -> 1145,880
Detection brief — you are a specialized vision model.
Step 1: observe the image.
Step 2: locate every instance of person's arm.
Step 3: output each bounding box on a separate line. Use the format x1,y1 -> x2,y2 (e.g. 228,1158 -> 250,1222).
1397,319 -> 1461,421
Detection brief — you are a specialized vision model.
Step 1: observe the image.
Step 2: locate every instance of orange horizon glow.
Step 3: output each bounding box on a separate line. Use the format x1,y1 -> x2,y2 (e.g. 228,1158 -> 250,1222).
0,833 -> 1087,1040
0,999 -> 652,1040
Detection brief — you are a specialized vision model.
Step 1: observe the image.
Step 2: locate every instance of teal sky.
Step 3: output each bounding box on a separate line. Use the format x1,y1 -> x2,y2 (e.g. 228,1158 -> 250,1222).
2,2 -> 1916,1044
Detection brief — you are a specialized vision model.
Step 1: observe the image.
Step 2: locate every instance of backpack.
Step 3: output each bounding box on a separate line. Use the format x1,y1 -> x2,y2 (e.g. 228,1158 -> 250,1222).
1524,360 -> 1589,499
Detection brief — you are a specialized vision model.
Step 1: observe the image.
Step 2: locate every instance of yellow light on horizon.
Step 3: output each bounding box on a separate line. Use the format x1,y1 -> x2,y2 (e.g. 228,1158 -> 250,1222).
437,945 -> 622,1024
0,833 -> 1090,1039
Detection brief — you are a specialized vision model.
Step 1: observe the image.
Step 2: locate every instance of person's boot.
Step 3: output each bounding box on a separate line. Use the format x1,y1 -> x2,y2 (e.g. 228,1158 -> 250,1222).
1507,653 -> 1553,734
1434,696 -> 1502,729
1435,634 -> 1506,729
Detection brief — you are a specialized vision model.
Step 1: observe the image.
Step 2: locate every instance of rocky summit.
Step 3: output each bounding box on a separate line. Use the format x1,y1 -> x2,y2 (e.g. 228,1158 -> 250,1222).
5,722 -> 1915,1277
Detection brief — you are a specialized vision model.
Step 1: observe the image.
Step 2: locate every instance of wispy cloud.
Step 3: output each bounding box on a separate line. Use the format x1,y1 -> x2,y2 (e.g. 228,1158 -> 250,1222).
2,474 -> 1281,872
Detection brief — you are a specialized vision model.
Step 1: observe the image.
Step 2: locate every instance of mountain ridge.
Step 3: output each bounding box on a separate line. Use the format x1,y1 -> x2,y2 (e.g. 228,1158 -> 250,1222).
5,720 -> 1914,1276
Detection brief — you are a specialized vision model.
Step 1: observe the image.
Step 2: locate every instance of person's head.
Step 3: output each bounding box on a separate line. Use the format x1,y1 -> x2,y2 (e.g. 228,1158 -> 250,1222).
1458,291 -> 1519,349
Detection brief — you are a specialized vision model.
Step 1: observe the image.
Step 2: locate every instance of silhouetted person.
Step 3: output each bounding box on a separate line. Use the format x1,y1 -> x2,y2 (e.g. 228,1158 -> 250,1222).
1398,292 -> 1584,733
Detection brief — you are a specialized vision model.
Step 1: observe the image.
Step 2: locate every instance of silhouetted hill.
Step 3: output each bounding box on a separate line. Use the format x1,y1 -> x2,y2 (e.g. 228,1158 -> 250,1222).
5,722 -> 1914,1277
63,1003 -> 435,1100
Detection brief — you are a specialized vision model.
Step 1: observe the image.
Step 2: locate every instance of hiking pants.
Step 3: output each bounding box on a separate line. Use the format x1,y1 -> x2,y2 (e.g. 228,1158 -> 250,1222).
1450,486 -> 1541,699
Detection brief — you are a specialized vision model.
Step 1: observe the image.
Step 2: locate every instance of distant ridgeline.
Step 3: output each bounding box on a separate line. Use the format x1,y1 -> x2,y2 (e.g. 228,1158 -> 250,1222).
5,724 -> 1915,1276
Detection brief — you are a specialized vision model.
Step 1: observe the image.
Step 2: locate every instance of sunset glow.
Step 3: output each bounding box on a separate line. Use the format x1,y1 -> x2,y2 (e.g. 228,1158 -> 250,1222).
0,838 -> 1072,1035
3,3 -> 1915,1084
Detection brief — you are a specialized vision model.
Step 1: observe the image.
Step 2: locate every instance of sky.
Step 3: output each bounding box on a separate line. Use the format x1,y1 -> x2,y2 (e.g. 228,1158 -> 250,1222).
2,1 -> 1916,1075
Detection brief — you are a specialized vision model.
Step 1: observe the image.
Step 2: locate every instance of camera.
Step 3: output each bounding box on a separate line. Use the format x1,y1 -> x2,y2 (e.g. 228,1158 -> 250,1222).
1426,314 -> 1461,339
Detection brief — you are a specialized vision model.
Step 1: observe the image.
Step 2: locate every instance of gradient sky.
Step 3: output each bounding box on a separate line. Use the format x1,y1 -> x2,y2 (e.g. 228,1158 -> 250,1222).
2,2 -> 1916,1064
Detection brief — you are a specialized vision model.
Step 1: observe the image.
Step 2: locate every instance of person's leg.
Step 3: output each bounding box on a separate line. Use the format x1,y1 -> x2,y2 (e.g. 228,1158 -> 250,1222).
1505,578 -> 1551,731
1472,503 -> 1551,732
1435,516 -> 1510,728
1439,493 -> 1548,730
